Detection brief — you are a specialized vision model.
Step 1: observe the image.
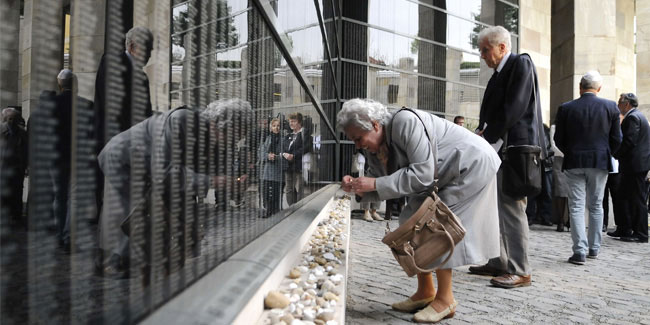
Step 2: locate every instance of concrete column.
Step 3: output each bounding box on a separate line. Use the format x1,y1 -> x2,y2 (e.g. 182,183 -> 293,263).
551,0 -> 633,121
69,0 -> 106,101
615,0 -> 636,98
21,0 -> 64,116
0,0 -> 21,108
637,0 -> 650,116
520,0 -> 552,124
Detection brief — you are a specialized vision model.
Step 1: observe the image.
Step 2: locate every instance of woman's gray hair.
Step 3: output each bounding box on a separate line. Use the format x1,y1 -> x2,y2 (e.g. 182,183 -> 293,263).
202,98 -> 254,128
337,98 -> 391,131
580,70 -> 603,90
478,26 -> 511,51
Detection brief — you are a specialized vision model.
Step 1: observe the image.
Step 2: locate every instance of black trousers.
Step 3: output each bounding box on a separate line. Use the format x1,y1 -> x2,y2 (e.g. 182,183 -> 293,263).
620,170 -> 649,240
602,173 -> 624,230
262,180 -> 283,216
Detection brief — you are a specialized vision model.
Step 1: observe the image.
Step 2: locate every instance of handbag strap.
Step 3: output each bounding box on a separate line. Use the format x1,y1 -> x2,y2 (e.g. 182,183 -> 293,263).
517,53 -> 547,159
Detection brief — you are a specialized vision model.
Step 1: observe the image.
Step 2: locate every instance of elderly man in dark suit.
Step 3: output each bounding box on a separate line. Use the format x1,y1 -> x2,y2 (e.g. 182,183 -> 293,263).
468,26 -> 544,289
94,26 -> 154,150
613,93 -> 650,243
553,71 -> 622,264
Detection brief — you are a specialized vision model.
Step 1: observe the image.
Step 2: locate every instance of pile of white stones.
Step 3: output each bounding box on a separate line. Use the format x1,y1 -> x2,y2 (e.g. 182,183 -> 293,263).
260,195 -> 350,325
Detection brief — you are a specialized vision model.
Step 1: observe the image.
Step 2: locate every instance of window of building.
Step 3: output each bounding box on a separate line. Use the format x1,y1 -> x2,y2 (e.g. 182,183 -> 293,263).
388,84 -> 399,103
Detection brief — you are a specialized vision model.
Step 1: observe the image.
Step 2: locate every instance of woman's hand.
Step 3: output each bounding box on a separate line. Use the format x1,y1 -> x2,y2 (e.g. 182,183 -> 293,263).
341,175 -> 354,192
268,153 -> 275,161
351,176 -> 376,193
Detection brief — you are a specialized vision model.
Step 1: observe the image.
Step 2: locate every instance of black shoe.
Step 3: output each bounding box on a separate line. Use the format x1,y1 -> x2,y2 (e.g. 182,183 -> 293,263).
568,253 -> 586,265
100,254 -> 129,279
607,229 -> 631,238
620,236 -> 649,243
539,220 -> 554,226
602,225 -> 608,232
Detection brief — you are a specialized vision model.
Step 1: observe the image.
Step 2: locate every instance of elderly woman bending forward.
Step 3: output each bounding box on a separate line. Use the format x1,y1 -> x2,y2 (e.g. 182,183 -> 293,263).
339,99 -> 501,323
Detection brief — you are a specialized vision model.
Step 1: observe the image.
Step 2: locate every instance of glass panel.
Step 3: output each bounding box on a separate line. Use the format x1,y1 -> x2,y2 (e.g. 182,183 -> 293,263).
2,0 -> 338,323
446,0 -> 485,22
447,15 -> 484,54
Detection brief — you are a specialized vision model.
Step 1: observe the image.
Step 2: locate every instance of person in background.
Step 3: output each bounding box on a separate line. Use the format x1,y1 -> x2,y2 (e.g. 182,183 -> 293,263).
51,69 -> 74,251
282,113 -> 310,205
0,107 -> 28,227
613,92 -> 650,243
553,70 -> 622,264
550,124 -> 570,232
259,118 -> 285,217
453,115 -> 465,127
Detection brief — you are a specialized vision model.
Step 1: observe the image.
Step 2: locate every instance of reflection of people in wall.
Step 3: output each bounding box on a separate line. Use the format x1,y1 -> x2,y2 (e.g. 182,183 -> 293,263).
97,99 -> 253,278
0,107 -> 28,226
259,118 -> 285,217
282,112 -> 312,205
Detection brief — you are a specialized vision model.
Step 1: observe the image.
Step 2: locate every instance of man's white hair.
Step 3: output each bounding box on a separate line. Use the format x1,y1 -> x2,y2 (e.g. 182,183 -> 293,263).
478,26 -> 511,51
337,98 -> 391,131
57,69 -> 74,90
580,70 -> 603,90
125,26 -> 154,50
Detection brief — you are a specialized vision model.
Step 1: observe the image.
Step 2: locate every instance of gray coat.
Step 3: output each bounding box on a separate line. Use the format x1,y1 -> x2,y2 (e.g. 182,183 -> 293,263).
259,133 -> 285,182
361,109 -> 502,268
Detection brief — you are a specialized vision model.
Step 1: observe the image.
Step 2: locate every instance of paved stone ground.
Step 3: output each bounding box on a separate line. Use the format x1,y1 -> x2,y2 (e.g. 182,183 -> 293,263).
346,215 -> 650,324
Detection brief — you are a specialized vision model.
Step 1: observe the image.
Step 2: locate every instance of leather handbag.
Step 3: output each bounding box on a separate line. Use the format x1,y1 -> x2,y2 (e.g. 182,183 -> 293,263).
380,108 -> 465,277
381,191 -> 466,277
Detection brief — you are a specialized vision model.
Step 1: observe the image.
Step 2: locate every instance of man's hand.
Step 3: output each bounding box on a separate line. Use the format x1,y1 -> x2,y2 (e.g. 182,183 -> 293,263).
268,153 -> 276,161
283,153 -> 294,161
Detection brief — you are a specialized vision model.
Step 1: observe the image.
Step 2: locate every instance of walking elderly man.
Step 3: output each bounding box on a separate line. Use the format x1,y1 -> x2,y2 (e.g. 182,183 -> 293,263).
553,71 -> 622,264
613,93 -> 650,243
468,26 -> 544,288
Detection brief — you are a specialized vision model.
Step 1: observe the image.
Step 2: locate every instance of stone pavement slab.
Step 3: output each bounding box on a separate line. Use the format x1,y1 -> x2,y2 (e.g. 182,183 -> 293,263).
346,218 -> 650,324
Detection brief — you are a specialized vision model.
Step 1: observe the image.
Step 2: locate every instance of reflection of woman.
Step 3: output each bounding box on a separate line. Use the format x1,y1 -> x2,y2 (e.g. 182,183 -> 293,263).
339,99 -> 500,323
259,118 -> 284,216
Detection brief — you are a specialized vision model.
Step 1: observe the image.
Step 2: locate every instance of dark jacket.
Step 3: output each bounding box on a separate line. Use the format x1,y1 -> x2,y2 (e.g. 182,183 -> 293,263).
613,109 -> 650,173
553,92 -> 622,171
93,52 -> 153,152
479,53 -> 543,148
55,90 -> 73,168
284,130 -> 312,172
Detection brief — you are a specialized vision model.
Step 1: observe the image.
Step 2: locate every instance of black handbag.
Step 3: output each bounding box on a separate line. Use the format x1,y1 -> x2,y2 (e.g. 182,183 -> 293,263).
502,145 -> 542,198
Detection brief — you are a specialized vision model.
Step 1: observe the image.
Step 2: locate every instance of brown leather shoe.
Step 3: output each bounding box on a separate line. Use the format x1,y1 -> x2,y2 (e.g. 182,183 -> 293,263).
468,264 -> 506,276
490,274 -> 531,288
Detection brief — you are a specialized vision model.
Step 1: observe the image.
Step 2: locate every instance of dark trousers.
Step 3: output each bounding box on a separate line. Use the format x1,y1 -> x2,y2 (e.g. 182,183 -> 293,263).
1,176 -> 24,223
602,173 -> 623,230
51,168 -> 71,243
262,180 -> 282,216
620,170 -> 649,240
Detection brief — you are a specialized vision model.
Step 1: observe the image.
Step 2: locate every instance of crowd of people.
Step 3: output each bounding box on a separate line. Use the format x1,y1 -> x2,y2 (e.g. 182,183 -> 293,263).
341,25 -> 649,323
